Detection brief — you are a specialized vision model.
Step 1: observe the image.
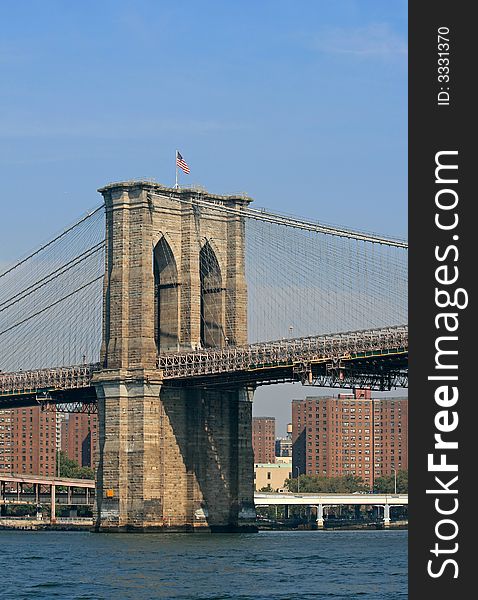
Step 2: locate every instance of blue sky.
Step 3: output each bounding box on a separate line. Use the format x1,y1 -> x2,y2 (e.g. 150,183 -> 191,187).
1,1 -> 407,431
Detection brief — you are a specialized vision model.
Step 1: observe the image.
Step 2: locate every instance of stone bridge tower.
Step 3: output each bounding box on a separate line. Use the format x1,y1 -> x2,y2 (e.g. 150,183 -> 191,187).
93,180 -> 256,532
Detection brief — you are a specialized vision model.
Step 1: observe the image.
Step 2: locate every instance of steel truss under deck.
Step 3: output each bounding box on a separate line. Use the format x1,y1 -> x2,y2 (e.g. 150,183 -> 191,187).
0,325 -> 408,408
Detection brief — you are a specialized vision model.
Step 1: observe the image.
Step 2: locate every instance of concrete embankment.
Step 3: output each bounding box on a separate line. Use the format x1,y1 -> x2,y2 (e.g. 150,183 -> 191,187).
0,518 -> 93,531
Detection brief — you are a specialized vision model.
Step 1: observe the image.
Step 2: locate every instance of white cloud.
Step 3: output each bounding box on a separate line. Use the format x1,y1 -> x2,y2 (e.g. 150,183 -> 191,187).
307,23 -> 407,58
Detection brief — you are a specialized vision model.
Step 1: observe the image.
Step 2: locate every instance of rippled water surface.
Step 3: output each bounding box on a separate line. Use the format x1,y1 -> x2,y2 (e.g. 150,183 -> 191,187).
0,530 -> 407,599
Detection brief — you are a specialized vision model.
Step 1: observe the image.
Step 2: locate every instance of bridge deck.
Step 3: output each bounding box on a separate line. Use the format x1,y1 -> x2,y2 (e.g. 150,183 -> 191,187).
0,474 -> 95,488
254,493 -> 408,506
0,326 -> 407,406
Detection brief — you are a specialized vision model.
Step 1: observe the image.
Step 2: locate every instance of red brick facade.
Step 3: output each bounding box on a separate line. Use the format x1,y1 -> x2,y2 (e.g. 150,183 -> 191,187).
0,407 -> 58,476
64,413 -> 98,469
292,391 -> 408,488
252,417 -> 276,463
0,407 -> 99,476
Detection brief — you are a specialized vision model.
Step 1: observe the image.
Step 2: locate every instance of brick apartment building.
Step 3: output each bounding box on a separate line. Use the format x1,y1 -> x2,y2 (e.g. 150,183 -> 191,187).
292,390 -> 408,488
0,407 -> 98,477
62,413 -> 98,469
0,406 -> 60,476
252,417 -> 276,463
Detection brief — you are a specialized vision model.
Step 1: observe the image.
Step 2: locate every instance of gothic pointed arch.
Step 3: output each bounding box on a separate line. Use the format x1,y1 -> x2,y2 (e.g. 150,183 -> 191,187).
153,236 -> 179,352
200,241 -> 225,348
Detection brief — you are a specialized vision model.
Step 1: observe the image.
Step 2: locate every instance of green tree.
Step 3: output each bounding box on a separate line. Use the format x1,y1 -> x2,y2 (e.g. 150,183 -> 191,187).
284,474 -> 367,493
58,451 -> 94,479
373,470 -> 408,493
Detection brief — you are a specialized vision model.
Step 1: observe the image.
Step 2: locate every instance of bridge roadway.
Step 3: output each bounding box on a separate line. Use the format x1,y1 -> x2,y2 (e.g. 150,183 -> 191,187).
1,474 -> 406,528
255,492 -> 408,527
1,476 -> 407,508
1,473 -> 94,490
0,325 -> 407,408
1,474 -> 94,524
254,492 -> 408,506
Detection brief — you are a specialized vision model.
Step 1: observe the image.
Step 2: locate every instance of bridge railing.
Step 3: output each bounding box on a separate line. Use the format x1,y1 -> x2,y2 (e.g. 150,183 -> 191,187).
0,326 -> 408,395
157,325 -> 408,379
0,364 -> 100,396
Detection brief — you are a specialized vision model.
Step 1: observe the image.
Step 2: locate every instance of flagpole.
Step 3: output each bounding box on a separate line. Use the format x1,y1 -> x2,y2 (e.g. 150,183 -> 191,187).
175,149 -> 179,189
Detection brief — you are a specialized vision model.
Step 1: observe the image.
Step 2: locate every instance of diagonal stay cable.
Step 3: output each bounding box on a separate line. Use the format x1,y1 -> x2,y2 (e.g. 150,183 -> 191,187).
0,275 -> 104,337
0,242 -> 105,312
0,205 -> 103,278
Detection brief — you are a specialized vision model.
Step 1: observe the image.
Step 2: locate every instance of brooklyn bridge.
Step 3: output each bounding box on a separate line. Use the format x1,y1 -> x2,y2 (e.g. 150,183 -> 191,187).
0,180 -> 408,532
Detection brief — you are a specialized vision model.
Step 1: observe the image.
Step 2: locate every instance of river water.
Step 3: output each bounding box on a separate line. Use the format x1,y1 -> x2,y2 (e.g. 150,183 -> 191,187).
0,530 -> 407,599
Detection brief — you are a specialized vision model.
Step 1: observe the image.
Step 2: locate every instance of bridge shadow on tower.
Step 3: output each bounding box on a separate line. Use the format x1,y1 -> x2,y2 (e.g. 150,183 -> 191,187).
158,384 -> 254,531
199,241 -> 226,349
154,237 -> 179,352
153,236 -> 254,531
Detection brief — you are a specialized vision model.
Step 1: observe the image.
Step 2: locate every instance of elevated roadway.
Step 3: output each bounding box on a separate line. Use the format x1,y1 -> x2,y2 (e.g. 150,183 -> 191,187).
0,325 -> 408,408
255,492 -> 408,527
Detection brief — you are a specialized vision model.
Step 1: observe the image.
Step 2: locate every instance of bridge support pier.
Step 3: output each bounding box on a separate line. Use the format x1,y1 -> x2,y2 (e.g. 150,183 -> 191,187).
316,504 -> 325,529
50,484 -> 56,524
94,372 -> 256,532
384,504 -> 391,528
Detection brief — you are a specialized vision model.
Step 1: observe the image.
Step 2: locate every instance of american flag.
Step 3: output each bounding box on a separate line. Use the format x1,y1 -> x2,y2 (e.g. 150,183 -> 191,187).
176,151 -> 190,174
